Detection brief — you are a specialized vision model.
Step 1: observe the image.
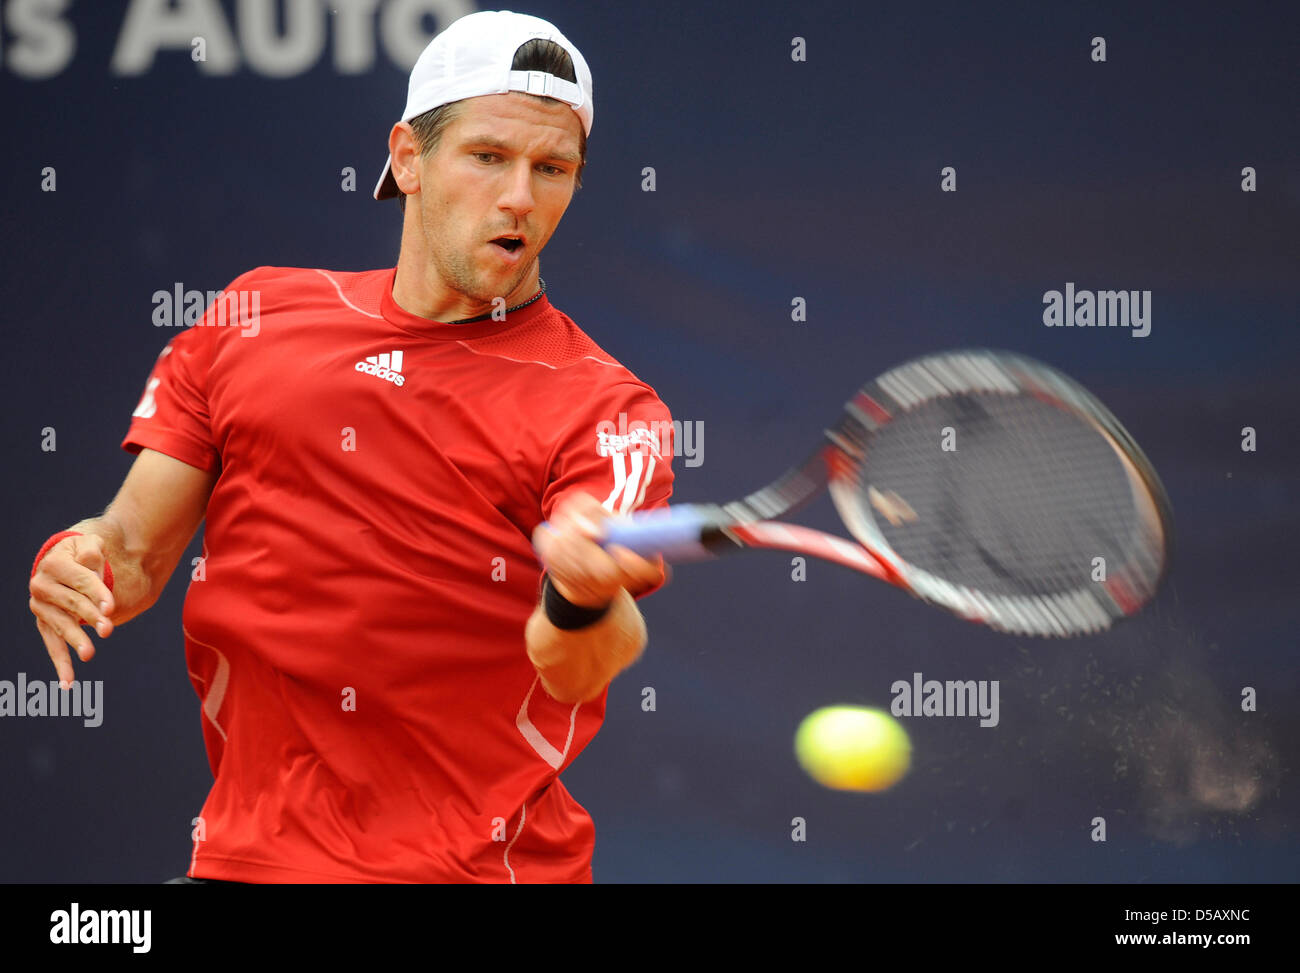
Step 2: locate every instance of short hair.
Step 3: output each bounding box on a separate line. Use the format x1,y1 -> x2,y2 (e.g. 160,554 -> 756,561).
397,39 -> 587,211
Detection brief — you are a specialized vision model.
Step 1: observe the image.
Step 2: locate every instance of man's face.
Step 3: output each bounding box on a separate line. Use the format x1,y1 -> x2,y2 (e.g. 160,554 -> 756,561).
410,93 -> 583,312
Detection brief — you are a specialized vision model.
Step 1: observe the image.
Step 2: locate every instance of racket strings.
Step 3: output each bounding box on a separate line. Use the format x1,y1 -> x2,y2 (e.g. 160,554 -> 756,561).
852,394 -> 1154,602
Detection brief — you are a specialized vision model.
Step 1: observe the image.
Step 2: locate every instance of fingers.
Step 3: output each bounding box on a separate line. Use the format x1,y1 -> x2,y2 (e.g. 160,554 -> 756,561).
32,560 -> 114,637
537,525 -> 625,606
606,545 -> 666,590
34,537 -> 114,635
30,598 -> 94,687
535,494 -> 663,606
68,535 -> 116,621
548,492 -> 609,540
34,617 -> 78,688
29,534 -> 114,685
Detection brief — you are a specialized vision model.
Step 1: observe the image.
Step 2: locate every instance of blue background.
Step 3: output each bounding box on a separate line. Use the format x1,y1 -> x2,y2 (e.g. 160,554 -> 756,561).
1,0 -> 1296,882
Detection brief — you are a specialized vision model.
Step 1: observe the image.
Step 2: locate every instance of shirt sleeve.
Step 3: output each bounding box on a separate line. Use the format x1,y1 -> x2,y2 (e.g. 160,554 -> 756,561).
542,380 -> 676,599
120,286 -> 230,474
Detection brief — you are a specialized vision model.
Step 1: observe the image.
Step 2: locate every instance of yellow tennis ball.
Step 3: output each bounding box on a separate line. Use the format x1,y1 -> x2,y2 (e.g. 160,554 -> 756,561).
794,706 -> 911,792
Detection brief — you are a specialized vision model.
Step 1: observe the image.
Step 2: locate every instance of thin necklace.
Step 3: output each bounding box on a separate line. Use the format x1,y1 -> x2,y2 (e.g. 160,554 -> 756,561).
447,277 -> 546,324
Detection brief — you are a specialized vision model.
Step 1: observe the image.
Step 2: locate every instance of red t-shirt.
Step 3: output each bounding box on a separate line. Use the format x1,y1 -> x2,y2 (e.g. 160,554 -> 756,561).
122,266 -> 674,883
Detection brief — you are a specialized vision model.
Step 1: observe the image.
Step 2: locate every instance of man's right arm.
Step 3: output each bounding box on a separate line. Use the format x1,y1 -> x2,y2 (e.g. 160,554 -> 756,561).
28,447 -> 217,686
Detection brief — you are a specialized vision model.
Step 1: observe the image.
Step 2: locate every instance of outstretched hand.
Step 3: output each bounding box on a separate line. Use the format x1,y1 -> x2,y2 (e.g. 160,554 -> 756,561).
29,534 -> 116,687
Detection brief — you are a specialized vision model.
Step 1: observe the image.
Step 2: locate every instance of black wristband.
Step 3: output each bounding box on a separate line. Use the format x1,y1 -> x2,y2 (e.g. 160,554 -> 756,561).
541,576 -> 612,630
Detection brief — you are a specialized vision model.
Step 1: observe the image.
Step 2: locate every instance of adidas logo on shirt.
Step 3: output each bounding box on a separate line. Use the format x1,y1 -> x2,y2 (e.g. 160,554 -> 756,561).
356,350 -> 406,387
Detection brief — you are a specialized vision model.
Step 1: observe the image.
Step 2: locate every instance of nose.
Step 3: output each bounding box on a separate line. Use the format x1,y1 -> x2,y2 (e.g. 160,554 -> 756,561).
497,161 -> 536,219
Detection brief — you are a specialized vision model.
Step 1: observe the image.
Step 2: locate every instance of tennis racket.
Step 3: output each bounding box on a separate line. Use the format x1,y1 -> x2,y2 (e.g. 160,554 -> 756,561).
589,349 -> 1173,638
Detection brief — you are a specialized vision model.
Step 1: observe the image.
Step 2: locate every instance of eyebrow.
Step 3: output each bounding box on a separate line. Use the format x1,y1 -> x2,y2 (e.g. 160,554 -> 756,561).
461,134 -> 580,165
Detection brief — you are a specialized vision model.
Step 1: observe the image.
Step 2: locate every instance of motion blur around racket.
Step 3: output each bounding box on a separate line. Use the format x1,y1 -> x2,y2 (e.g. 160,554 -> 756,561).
554,350 -> 1174,638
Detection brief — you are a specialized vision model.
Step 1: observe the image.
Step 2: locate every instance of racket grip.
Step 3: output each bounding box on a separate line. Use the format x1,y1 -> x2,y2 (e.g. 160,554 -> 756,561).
602,505 -> 723,561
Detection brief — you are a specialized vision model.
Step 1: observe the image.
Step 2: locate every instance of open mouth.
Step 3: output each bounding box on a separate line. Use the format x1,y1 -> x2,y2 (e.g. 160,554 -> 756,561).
490,236 -> 524,253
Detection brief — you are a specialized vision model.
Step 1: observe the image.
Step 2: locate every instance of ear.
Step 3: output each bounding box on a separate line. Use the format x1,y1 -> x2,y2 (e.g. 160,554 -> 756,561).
388,122 -> 421,196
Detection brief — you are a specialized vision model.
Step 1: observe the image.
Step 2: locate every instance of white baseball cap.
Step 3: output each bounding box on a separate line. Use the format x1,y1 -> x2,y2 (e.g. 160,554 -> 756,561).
373,10 -> 594,200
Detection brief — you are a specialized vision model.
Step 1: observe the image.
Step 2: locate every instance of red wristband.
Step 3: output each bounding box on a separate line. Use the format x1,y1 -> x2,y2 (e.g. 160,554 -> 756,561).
31,531 -> 114,592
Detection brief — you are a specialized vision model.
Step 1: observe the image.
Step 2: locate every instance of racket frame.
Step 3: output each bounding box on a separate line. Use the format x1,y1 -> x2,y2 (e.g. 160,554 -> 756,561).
598,349 -> 1174,638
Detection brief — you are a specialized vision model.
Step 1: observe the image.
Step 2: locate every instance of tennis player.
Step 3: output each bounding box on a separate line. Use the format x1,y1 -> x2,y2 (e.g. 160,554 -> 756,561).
27,11 -> 673,883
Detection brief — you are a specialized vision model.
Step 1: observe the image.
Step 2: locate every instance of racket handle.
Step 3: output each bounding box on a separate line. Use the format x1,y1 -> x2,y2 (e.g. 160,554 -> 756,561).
600,505 -> 726,561
534,505 -> 730,562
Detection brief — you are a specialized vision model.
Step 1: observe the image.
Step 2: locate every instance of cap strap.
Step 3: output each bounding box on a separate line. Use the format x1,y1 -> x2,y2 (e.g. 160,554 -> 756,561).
507,70 -> 583,107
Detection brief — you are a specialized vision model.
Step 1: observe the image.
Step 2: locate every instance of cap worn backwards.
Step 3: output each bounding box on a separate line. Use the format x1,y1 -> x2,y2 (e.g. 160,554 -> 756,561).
373,10 -> 593,201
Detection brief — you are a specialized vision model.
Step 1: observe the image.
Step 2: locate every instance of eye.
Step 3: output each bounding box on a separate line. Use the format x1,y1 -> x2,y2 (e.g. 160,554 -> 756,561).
473,152 -> 498,164
538,164 -> 566,177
